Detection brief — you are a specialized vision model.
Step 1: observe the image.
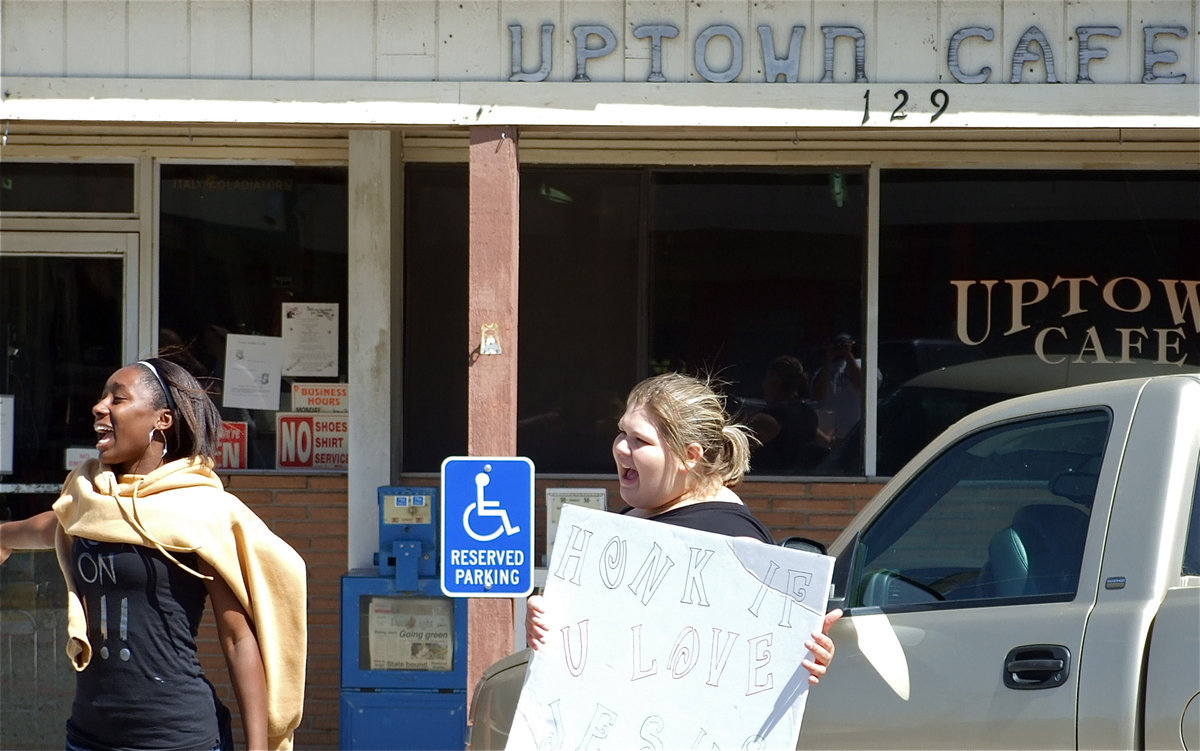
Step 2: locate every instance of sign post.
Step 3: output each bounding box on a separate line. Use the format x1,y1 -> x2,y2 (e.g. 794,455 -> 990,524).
440,456 -> 534,598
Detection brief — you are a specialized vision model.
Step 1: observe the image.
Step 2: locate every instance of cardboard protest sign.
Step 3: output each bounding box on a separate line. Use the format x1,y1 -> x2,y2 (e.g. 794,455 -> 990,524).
507,505 -> 834,751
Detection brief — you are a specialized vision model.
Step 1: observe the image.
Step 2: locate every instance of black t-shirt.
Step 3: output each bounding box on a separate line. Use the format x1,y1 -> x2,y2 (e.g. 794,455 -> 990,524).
66,539 -> 224,751
622,501 -> 775,544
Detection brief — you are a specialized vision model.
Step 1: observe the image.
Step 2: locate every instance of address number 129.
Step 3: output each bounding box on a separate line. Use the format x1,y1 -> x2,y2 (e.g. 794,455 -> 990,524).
862,89 -> 950,125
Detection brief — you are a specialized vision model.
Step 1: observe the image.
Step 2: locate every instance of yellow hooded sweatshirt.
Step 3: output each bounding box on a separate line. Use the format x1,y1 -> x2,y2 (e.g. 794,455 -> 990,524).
53,457 -> 307,751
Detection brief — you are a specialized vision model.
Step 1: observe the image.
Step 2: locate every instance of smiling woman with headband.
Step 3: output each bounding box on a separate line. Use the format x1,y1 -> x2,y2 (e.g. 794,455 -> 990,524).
0,357 -> 307,751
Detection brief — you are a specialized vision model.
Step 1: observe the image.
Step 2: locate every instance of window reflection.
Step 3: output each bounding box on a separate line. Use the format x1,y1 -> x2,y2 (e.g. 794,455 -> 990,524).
403,167 -> 1197,478
0,162 -> 134,214
878,171 -> 1200,476
649,171 -> 866,476
0,257 -> 122,494
402,167 -> 867,475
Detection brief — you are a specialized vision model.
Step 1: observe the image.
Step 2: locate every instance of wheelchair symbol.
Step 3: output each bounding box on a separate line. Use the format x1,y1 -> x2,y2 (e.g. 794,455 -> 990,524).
463,472 -> 522,542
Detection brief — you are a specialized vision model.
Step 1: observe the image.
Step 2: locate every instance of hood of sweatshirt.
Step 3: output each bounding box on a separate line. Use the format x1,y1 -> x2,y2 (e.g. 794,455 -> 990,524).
55,457 -> 225,578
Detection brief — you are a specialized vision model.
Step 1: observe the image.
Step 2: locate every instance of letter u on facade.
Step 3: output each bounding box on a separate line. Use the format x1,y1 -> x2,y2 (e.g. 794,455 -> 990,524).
510,23 -> 553,82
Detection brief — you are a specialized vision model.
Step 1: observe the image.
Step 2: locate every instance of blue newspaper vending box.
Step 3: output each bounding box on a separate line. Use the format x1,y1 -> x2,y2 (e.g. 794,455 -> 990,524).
340,487 -> 469,750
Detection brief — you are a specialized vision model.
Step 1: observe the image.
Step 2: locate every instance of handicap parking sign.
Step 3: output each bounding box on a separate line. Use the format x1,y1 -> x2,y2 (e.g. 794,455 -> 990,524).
440,456 -> 534,598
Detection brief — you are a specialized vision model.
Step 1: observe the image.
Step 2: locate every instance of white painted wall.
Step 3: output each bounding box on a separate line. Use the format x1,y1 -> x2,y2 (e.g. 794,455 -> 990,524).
2,0 -> 1195,85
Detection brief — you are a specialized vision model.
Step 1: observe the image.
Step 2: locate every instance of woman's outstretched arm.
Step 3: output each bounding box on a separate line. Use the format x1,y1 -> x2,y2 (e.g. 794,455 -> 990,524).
0,510 -> 60,564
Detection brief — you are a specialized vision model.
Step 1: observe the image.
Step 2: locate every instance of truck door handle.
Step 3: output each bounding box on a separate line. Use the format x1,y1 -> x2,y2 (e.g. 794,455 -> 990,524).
1007,658 -> 1064,672
1003,645 -> 1071,689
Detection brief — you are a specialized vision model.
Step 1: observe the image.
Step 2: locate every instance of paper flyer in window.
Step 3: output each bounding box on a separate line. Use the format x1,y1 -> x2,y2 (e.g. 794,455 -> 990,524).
64,447 -> 99,471
0,395 -> 13,474
217,421 -> 248,470
367,597 -> 454,672
282,302 -> 339,377
291,382 -> 348,412
223,334 -> 283,411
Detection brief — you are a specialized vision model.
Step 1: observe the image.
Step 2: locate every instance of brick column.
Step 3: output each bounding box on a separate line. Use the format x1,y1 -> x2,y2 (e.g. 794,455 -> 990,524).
466,125 -> 519,711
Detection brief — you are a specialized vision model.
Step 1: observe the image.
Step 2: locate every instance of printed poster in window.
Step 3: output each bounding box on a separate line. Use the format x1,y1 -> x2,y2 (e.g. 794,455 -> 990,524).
217,422 -> 248,470
282,303 -> 339,377
0,395 -> 12,474
291,382 -> 348,412
223,334 -> 283,411
367,597 -> 454,672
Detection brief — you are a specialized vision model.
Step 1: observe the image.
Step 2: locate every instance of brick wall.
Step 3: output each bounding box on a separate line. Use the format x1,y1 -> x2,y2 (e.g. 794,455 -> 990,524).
528,477 -> 883,555
739,480 -> 883,547
192,473 -> 878,750
197,472 -> 348,751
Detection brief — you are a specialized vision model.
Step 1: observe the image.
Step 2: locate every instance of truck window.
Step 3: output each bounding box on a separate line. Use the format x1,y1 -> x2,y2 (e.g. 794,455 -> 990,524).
848,410 -> 1111,609
1184,458 -> 1200,577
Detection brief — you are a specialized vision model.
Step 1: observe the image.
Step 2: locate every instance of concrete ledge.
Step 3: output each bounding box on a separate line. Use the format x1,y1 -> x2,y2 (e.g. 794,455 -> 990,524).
3,78 -> 1198,129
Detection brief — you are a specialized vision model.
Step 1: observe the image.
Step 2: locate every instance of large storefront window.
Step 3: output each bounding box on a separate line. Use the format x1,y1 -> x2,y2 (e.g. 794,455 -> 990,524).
159,164 -> 349,471
406,165 -> 1197,479
877,170 -> 1200,475
403,166 -> 641,474
403,166 -> 866,476
518,169 -> 642,472
1,160 -> 136,521
1,168 -> 141,746
403,166 -> 467,472
650,171 -> 866,475
0,255 -> 124,494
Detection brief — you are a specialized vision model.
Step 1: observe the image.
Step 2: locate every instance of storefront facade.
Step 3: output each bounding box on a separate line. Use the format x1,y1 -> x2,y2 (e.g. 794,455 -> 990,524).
1,0 -> 1197,747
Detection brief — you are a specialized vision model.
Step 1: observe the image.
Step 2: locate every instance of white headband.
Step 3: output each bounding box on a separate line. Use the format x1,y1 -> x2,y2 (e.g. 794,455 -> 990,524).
137,360 -> 177,411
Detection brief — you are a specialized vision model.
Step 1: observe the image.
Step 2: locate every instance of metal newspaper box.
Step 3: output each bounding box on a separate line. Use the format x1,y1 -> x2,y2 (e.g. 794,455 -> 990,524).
339,486 -> 468,750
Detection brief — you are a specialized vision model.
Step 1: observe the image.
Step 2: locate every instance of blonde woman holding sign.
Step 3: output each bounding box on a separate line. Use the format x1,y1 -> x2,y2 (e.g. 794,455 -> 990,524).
526,371 -> 840,684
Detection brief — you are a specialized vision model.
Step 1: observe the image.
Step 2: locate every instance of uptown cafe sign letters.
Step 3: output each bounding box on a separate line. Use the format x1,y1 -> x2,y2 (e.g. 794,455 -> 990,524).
505,16 -> 1190,85
953,276 -> 1200,366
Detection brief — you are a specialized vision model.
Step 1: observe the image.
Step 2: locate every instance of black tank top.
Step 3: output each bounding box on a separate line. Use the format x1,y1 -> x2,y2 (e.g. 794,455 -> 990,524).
66,538 -> 224,751
623,501 -> 776,544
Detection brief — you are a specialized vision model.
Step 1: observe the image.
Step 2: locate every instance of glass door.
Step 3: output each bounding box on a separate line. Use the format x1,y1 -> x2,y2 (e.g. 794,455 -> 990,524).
0,231 -> 136,750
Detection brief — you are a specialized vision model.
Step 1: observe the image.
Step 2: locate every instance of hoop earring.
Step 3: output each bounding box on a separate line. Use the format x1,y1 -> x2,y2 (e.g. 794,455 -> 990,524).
154,428 -> 168,459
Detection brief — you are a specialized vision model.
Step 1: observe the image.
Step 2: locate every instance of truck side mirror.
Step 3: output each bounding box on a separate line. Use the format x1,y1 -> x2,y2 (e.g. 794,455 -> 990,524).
780,535 -> 827,555
825,531 -> 860,613
780,535 -> 853,613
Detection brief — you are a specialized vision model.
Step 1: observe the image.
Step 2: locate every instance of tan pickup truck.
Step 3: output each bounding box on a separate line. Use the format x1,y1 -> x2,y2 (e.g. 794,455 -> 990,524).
467,374 -> 1200,750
